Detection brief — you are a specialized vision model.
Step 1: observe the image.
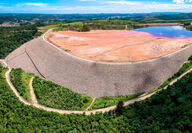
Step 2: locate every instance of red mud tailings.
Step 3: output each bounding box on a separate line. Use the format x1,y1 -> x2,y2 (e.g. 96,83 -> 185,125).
48,30 -> 192,62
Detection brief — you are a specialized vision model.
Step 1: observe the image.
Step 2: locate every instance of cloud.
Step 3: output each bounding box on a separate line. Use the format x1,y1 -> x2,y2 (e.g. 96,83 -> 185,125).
173,0 -> 185,4
105,1 -> 141,5
1,1 -> 192,14
79,0 -> 96,1
16,3 -> 47,7
152,1 -> 157,4
173,0 -> 192,4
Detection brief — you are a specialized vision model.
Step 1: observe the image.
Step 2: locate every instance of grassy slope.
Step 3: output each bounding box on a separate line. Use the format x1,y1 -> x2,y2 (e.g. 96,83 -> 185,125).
90,93 -> 142,110
33,77 -> 92,111
10,69 -> 33,102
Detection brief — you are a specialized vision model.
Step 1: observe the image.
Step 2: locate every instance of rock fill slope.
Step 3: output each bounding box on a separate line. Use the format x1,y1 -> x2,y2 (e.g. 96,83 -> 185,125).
5,35 -> 192,97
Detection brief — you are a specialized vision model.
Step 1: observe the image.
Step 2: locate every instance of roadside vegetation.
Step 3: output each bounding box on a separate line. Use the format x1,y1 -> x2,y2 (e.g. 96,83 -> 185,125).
10,68 -> 34,102
33,77 -> 92,110
90,93 -> 142,110
0,64 -> 192,132
0,25 -> 42,59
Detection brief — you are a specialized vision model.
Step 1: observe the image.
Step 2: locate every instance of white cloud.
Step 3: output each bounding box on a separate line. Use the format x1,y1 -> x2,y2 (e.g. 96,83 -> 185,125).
17,3 -> 47,7
1,1 -> 192,14
173,0 -> 192,4
173,0 -> 185,4
79,0 -> 96,1
152,1 -> 157,4
105,1 -> 141,5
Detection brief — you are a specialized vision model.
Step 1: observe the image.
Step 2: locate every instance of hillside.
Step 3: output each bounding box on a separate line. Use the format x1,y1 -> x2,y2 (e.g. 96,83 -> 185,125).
0,25 -> 42,59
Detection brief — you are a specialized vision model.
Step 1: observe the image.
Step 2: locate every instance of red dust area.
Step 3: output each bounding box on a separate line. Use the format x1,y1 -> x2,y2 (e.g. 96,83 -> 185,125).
47,30 -> 192,62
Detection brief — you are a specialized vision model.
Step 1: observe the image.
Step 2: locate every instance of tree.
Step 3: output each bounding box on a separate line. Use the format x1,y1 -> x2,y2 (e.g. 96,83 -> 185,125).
116,101 -> 124,115
81,25 -> 90,32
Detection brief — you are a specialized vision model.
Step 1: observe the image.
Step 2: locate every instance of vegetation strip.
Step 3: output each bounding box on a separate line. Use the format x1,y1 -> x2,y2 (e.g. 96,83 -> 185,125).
32,76 -> 92,111
10,68 -> 34,102
90,93 -> 142,110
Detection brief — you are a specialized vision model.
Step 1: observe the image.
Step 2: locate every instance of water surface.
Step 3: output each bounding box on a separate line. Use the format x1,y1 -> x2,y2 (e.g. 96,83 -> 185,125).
133,26 -> 192,38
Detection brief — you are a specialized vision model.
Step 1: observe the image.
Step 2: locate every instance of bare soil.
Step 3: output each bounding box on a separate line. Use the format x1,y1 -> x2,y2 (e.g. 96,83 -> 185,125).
47,30 -> 192,62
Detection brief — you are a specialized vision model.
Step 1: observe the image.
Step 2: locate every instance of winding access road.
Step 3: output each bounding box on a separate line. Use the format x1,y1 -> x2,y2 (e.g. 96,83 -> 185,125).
29,76 -> 38,104
2,58 -> 192,115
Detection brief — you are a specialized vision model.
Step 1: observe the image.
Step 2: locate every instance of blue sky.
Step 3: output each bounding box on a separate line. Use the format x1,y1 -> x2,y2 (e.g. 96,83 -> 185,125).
0,0 -> 192,13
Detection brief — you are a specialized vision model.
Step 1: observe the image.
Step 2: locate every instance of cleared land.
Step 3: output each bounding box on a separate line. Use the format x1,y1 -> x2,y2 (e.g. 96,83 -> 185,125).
47,30 -> 192,62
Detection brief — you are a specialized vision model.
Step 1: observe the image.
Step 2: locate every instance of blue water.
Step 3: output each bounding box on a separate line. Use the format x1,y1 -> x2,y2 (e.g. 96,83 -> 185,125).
132,26 -> 192,38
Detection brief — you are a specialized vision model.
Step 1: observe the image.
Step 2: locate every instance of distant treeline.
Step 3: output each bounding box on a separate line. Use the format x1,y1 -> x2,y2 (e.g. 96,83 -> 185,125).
57,20 -> 144,32
0,25 -> 42,58
1,13 -> 192,26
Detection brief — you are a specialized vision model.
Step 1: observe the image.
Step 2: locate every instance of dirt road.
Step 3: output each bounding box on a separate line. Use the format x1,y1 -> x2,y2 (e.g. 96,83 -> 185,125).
29,76 -> 38,104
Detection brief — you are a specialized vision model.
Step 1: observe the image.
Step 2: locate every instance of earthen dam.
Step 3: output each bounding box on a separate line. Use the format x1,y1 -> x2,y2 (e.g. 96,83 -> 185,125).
5,28 -> 192,97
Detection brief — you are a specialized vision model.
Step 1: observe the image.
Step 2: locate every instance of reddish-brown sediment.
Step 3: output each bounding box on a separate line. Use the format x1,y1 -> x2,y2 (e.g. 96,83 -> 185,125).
47,30 -> 192,62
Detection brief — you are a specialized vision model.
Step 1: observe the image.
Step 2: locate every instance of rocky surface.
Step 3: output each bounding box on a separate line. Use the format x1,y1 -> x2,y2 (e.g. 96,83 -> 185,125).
5,34 -> 192,97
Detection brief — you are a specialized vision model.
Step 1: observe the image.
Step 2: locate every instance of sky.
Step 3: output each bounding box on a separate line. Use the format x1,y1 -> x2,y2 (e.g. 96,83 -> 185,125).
0,0 -> 192,14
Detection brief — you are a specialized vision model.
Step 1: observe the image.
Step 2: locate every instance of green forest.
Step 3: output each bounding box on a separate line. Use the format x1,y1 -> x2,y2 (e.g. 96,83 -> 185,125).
0,25 -> 42,59
0,64 -> 191,132
53,20 -> 143,32
33,77 -> 92,110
